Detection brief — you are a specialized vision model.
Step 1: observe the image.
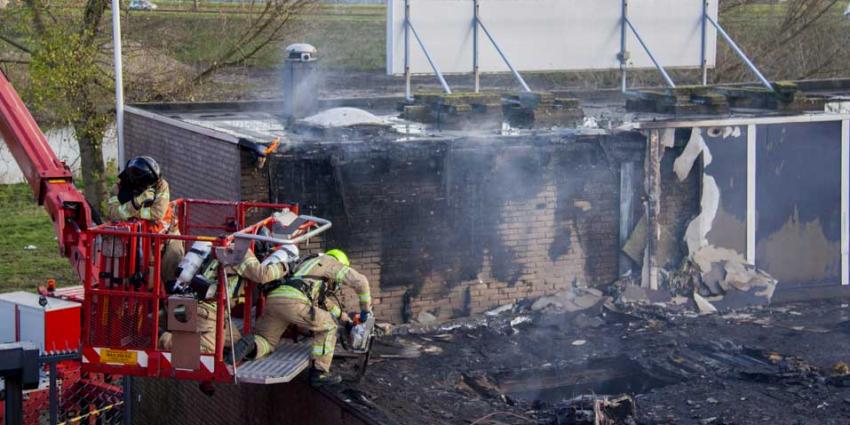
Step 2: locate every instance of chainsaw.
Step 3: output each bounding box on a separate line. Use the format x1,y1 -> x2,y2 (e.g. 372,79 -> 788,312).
339,312 -> 375,381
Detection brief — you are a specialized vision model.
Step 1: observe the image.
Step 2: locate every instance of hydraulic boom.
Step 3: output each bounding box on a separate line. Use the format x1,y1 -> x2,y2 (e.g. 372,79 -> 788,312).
0,71 -> 93,281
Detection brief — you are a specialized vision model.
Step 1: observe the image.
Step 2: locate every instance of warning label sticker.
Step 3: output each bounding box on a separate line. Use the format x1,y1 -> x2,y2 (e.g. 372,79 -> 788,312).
100,349 -> 138,365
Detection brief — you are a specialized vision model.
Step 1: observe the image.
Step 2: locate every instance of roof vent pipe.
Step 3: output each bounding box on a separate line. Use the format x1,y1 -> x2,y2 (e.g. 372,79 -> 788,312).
283,43 -> 319,120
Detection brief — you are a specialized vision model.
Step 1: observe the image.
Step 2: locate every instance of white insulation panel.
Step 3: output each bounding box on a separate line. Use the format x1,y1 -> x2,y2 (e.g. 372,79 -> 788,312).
387,0 -> 718,75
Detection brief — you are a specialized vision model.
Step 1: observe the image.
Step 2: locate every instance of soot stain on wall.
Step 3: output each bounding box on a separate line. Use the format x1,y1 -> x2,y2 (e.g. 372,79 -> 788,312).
755,121 -> 843,285
269,135 -> 634,297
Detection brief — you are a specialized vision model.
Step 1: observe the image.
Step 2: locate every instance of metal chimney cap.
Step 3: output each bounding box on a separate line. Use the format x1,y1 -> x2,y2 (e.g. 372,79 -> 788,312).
286,43 -> 318,61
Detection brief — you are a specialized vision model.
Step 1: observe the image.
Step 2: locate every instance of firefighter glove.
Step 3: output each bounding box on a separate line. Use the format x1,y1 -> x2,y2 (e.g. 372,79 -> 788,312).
132,188 -> 156,209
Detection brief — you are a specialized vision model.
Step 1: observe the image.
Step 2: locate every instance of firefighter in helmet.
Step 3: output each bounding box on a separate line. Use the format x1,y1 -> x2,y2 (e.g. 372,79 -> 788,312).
107,156 -> 183,281
159,242 -> 299,354
229,248 -> 373,387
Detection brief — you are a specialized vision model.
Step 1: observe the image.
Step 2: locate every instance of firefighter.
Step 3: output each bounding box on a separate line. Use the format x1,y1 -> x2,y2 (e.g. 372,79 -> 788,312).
159,243 -> 298,353
228,249 -> 373,387
106,156 -> 183,282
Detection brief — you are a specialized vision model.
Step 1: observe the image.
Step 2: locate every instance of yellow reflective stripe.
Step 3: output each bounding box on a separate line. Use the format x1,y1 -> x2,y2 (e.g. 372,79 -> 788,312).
255,335 -> 272,358
329,304 -> 341,319
293,257 -> 320,277
335,266 -> 349,283
358,293 -> 371,303
233,255 -> 256,276
267,285 -> 311,302
117,202 -> 132,220
227,275 -> 239,293
311,332 -> 336,358
269,264 -> 284,281
139,207 -> 152,220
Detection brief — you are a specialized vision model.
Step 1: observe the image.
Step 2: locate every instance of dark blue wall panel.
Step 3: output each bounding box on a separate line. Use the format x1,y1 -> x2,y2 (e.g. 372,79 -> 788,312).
755,121 -> 842,287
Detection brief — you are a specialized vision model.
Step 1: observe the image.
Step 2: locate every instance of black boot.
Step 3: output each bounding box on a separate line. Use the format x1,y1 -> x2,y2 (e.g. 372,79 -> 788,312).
309,367 -> 342,387
226,334 -> 257,365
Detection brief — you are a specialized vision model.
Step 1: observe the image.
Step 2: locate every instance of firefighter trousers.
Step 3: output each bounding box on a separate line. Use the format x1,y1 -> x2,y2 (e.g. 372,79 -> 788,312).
253,298 -> 339,372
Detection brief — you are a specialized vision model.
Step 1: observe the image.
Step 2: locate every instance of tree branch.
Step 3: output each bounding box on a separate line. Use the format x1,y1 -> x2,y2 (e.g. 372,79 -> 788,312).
0,34 -> 32,54
192,0 -> 312,84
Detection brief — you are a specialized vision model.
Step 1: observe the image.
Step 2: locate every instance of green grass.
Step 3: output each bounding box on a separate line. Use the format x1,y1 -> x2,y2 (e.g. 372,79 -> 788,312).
0,184 -> 77,292
123,7 -> 386,70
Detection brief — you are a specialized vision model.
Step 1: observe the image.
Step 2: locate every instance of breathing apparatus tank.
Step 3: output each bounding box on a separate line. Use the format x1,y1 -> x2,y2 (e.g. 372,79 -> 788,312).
172,241 -> 213,294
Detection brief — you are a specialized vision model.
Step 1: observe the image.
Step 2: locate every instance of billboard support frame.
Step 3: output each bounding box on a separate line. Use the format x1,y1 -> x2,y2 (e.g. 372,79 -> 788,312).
477,15 -> 532,92
700,0 -> 709,85
404,0 -> 411,100
706,14 -> 774,93
473,0 -> 480,93
393,1 -> 763,94
404,0 -> 453,98
619,0 -> 629,92
624,17 -> 677,89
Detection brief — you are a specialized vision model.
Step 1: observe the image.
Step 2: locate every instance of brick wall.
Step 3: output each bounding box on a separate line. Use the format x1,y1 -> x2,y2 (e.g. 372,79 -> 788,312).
125,108 -> 242,201
658,141 -> 701,269
125,109 -> 666,324
268,134 -> 645,323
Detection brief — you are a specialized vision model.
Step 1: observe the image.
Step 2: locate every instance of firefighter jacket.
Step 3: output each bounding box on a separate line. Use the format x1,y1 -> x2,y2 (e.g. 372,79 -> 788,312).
267,254 -> 372,318
200,250 -> 287,312
107,178 -> 177,233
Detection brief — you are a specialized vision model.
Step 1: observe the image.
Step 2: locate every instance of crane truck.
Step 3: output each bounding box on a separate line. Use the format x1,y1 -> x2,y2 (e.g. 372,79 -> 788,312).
0,69 -> 339,423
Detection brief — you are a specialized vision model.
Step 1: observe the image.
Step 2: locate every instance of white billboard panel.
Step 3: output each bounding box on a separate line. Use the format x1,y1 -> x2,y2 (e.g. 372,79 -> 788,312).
387,0 -> 718,75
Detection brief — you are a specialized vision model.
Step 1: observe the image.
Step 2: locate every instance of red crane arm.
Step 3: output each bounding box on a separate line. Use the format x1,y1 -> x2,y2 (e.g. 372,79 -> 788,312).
0,71 -> 92,280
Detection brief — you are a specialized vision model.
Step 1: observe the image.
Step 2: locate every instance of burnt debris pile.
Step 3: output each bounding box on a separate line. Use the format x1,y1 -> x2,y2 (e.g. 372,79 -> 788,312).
335,296 -> 850,424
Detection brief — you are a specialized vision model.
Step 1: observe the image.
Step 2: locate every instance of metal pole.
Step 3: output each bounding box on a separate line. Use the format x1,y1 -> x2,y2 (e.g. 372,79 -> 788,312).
49,361 -> 58,425
122,376 -> 133,425
404,0 -> 412,101
5,376 -> 23,425
408,21 -> 453,94
700,0 -> 708,85
625,19 -> 676,88
112,0 -> 125,168
619,0 -> 628,92
477,18 -> 531,92
473,0 -> 480,93
706,14 -> 774,92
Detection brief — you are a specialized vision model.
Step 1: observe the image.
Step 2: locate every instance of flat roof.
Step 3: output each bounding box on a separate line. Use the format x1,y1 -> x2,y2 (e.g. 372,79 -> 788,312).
128,78 -> 850,147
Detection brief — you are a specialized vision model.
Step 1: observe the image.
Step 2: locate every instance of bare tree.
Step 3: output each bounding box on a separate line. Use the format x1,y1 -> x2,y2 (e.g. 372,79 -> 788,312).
715,0 -> 845,83
0,0 -> 315,209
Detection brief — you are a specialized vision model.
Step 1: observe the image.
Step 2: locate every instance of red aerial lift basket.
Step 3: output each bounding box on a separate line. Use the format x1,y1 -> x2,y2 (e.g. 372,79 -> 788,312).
79,199 -> 329,383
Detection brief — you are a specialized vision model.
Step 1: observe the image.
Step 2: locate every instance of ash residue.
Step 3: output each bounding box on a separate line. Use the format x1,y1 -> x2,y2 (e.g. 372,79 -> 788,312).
334,298 -> 850,424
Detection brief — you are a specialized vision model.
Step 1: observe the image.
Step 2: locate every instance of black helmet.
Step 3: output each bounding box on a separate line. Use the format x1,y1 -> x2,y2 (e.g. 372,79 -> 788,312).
120,156 -> 161,190
253,226 -> 273,260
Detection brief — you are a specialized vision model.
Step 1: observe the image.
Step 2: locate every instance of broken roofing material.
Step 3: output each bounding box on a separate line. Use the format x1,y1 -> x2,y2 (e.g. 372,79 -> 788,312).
530,287 -> 606,313
676,128 -> 776,311
621,126 -> 777,313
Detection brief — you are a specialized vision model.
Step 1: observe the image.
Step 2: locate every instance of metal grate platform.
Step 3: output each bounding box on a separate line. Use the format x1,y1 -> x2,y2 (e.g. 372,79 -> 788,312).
234,342 -> 311,384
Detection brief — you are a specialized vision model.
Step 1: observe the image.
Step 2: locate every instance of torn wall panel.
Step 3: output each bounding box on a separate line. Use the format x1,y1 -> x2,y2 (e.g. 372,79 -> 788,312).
702,126 -> 748,254
755,121 -> 843,286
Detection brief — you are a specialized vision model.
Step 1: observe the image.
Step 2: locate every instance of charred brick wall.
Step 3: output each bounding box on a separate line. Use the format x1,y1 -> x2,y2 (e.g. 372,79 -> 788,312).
658,142 -> 701,269
267,133 -> 646,323
124,108 -> 242,201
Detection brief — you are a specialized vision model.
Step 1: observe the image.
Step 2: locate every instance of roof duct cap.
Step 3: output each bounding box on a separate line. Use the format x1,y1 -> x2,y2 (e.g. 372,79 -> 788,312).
286,43 -> 318,62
